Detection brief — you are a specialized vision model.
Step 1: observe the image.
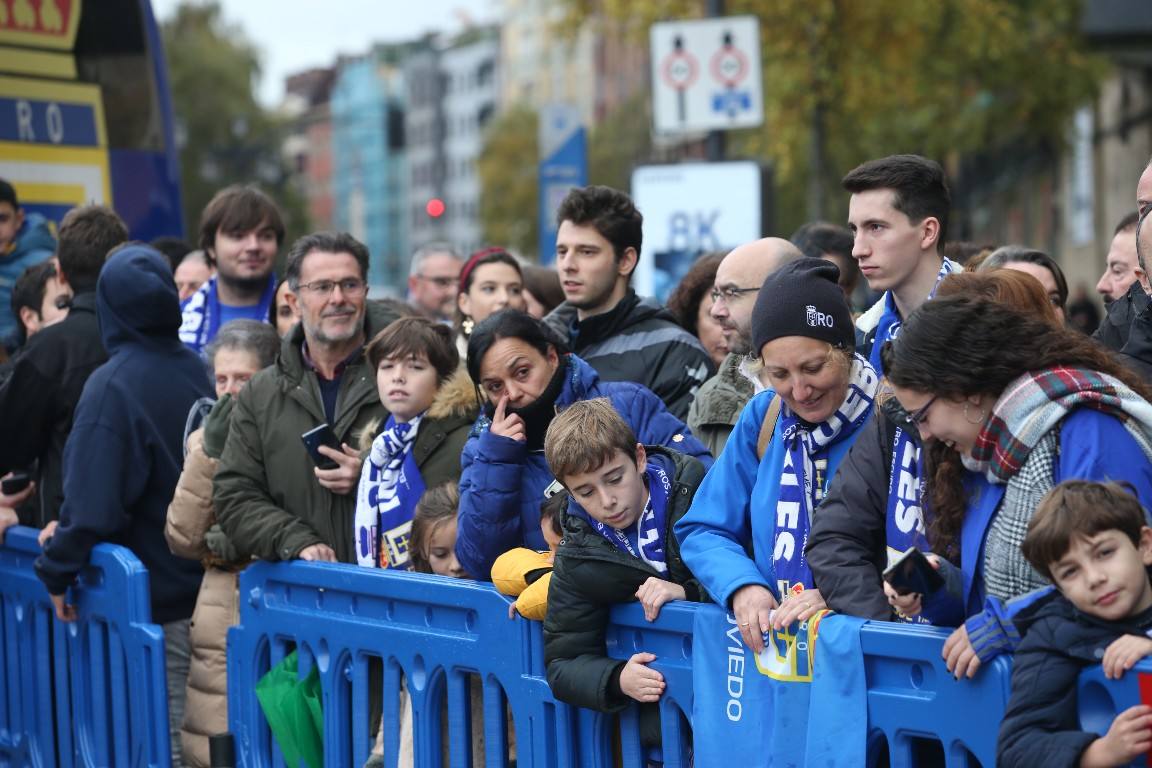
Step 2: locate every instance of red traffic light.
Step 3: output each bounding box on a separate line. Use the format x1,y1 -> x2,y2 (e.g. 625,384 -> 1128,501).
426,198 -> 446,218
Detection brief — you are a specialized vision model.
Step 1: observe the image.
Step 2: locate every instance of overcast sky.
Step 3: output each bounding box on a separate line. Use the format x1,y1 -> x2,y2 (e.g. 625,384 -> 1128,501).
150,0 -> 500,105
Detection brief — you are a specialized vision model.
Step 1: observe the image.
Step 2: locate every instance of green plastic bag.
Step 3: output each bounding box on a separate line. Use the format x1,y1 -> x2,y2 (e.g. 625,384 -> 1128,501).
255,650 -> 324,768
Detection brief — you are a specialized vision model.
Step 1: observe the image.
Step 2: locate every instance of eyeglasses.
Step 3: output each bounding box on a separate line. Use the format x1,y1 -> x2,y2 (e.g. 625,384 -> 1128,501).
906,395 -> 938,428
297,278 -> 367,296
417,274 -> 458,289
710,285 -> 760,302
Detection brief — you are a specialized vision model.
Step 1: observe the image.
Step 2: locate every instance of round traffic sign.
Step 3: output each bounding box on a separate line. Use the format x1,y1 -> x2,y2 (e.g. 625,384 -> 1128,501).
710,45 -> 748,87
662,50 -> 698,91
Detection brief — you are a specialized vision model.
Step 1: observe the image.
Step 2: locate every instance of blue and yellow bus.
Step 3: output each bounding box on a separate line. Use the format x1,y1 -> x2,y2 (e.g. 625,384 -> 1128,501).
0,0 -> 183,239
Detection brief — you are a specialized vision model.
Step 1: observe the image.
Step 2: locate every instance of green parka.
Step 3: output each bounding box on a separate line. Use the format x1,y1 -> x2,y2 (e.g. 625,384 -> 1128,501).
213,302 -> 405,564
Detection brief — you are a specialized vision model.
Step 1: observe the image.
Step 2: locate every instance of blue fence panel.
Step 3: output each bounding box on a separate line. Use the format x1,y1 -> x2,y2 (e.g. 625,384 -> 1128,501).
860,621 -> 1013,767
1079,663 -> 1152,768
0,525 -> 171,767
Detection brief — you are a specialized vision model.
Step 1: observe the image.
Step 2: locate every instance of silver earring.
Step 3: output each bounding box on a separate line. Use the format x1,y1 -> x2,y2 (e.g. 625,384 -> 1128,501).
964,401 -> 986,425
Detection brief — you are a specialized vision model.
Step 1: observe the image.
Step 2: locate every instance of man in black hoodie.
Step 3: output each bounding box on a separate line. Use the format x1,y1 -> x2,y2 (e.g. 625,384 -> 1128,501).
35,244 -> 212,768
543,186 -> 714,420
0,205 -> 127,528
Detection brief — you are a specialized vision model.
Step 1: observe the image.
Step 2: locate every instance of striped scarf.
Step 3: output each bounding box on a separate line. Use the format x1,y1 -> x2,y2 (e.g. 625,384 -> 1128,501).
967,367 -> 1152,484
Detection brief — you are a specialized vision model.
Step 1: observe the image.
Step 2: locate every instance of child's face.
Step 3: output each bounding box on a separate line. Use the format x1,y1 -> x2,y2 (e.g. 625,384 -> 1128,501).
425,519 -> 469,579
1051,527 -> 1152,621
541,517 -> 562,559
377,353 -> 439,422
562,445 -> 648,530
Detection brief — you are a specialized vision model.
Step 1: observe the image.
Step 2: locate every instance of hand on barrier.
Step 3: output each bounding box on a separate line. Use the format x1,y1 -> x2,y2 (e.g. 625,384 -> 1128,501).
1079,704 -> 1152,767
489,396 -> 526,442
0,506 -> 16,544
731,584 -> 779,654
298,543 -> 338,562
50,591 -> 77,622
314,444 -> 363,495
37,520 -> 57,547
771,588 -> 827,630
636,577 -> 686,622
619,652 -> 665,703
943,624 -> 981,679
1101,635 -> 1152,680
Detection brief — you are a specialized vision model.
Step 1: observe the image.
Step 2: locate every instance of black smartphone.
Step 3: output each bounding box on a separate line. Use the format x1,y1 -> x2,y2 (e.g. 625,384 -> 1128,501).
883,547 -> 945,596
301,424 -> 342,470
1,471 -> 31,496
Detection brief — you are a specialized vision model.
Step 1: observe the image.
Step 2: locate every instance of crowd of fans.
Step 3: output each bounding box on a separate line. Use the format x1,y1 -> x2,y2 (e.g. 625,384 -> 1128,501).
2,153 -> 1152,767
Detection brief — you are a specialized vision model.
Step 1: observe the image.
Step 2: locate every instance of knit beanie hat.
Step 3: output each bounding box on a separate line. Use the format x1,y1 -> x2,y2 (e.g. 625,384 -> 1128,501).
751,257 -> 855,354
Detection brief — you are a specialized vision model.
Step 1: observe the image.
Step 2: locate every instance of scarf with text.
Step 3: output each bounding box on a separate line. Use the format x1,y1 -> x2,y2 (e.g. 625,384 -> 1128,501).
178,273 -> 277,354
868,258 -> 959,372
968,366 -> 1152,484
884,423 -> 935,624
354,415 -> 427,569
773,355 -> 879,595
583,461 -> 672,573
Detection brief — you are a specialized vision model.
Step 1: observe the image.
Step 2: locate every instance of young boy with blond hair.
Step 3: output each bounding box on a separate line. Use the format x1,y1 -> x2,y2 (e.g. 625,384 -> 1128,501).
999,480 -> 1152,768
541,398 -> 705,745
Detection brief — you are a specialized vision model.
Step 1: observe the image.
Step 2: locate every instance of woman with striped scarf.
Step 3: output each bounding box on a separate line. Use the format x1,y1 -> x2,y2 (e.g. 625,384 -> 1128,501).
883,294 -> 1152,678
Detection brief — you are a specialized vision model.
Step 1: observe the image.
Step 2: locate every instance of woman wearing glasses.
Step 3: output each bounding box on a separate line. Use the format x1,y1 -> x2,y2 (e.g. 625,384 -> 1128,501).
675,259 -> 880,654
882,293 -> 1152,678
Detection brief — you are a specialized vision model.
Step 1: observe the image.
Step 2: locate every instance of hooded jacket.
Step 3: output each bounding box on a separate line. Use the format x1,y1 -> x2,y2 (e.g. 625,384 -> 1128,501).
34,245 -> 211,625
213,300 -> 405,564
0,211 -> 55,345
543,290 -> 714,420
1093,281 -> 1152,381
686,351 -> 755,456
455,354 -> 712,581
997,589 -> 1152,768
544,446 -> 705,717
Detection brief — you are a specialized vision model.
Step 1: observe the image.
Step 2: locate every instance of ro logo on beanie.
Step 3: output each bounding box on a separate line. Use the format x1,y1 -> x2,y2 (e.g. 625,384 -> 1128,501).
806,305 -> 834,329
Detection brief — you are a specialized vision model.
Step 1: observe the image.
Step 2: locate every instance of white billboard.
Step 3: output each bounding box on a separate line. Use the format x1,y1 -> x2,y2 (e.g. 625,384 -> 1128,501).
632,161 -> 762,299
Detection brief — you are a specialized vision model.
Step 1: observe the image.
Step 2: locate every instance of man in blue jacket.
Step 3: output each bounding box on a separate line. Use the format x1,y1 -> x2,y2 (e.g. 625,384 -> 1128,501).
0,178 -> 56,350
35,244 -> 212,767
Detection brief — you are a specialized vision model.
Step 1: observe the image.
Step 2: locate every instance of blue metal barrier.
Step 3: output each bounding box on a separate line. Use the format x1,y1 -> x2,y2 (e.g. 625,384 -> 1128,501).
0,525 -> 171,767
1079,664 -> 1152,768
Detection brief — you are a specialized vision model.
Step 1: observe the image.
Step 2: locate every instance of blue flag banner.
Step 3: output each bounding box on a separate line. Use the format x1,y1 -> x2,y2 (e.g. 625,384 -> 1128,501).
691,604 -> 867,766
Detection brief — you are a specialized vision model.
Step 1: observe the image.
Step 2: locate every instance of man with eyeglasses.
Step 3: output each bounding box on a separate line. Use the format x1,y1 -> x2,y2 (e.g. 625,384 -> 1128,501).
1095,162 -> 1152,382
686,237 -> 801,455
407,242 -> 462,323
214,232 -> 406,565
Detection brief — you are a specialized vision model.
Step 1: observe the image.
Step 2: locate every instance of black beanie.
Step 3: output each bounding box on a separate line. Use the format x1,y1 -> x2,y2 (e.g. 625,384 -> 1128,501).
751,257 -> 855,354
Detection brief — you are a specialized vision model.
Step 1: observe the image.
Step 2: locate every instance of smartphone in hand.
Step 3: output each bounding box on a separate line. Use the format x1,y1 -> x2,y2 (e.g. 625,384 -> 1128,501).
1,471 -> 32,496
301,424 -> 342,470
883,547 -> 945,596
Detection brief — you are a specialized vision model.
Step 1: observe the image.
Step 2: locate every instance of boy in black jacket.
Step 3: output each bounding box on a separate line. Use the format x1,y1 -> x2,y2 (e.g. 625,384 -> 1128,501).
999,481 -> 1152,768
541,398 -> 704,740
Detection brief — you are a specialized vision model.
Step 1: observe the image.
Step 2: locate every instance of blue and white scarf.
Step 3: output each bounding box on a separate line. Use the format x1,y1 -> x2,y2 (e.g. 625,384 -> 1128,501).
178,273 -> 278,355
354,415 -> 427,569
883,425 -> 937,624
868,258 -> 959,372
773,355 -> 879,596
585,461 -> 672,574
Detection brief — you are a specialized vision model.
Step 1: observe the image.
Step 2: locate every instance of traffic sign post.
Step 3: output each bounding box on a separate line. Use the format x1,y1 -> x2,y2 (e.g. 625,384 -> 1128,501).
650,16 -> 763,135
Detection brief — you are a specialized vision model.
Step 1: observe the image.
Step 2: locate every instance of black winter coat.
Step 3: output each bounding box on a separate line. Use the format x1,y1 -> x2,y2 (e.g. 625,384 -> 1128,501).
544,446 -> 705,720
997,590 -> 1152,768
543,291 -> 714,420
0,292 -> 108,527
1094,281 -> 1152,382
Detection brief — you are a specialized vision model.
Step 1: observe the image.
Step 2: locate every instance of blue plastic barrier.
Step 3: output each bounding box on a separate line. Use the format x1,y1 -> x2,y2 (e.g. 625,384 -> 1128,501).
0,525 -> 171,767
1079,663 -> 1152,768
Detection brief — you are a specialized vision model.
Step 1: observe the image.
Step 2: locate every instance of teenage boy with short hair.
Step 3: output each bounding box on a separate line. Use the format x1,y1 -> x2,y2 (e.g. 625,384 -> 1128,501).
998,481 -> 1152,768
542,398 -> 705,745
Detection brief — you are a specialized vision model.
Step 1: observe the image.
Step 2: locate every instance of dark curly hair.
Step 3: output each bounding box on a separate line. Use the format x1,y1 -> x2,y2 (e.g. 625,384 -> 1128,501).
666,252 -> 724,335
882,294 -> 1152,561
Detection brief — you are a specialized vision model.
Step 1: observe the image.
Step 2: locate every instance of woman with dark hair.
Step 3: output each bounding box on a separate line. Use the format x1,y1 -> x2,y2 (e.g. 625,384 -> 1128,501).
883,295 -> 1152,677
455,248 -> 526,355
521,264 -> 565,319
666,252 -> 728,367
456,309 -> 712,580
978,246 -> 1068,324
269,278 -> 297,338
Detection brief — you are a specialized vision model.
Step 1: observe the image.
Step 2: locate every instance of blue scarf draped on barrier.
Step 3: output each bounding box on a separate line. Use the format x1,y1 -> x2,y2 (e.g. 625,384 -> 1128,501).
691,603 -> 867,767
773,356 -> 878,596
178,273 -> 278,354
354,415 -> 427,569
579,460 -> 671,574
867,258 -> 958,373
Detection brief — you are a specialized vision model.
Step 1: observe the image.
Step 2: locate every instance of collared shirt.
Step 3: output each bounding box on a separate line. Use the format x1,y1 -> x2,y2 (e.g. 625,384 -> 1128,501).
301,341 -> 364,423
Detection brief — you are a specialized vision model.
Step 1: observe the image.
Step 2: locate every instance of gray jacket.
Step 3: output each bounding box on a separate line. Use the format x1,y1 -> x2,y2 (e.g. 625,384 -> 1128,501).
686,352 -> 754,456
